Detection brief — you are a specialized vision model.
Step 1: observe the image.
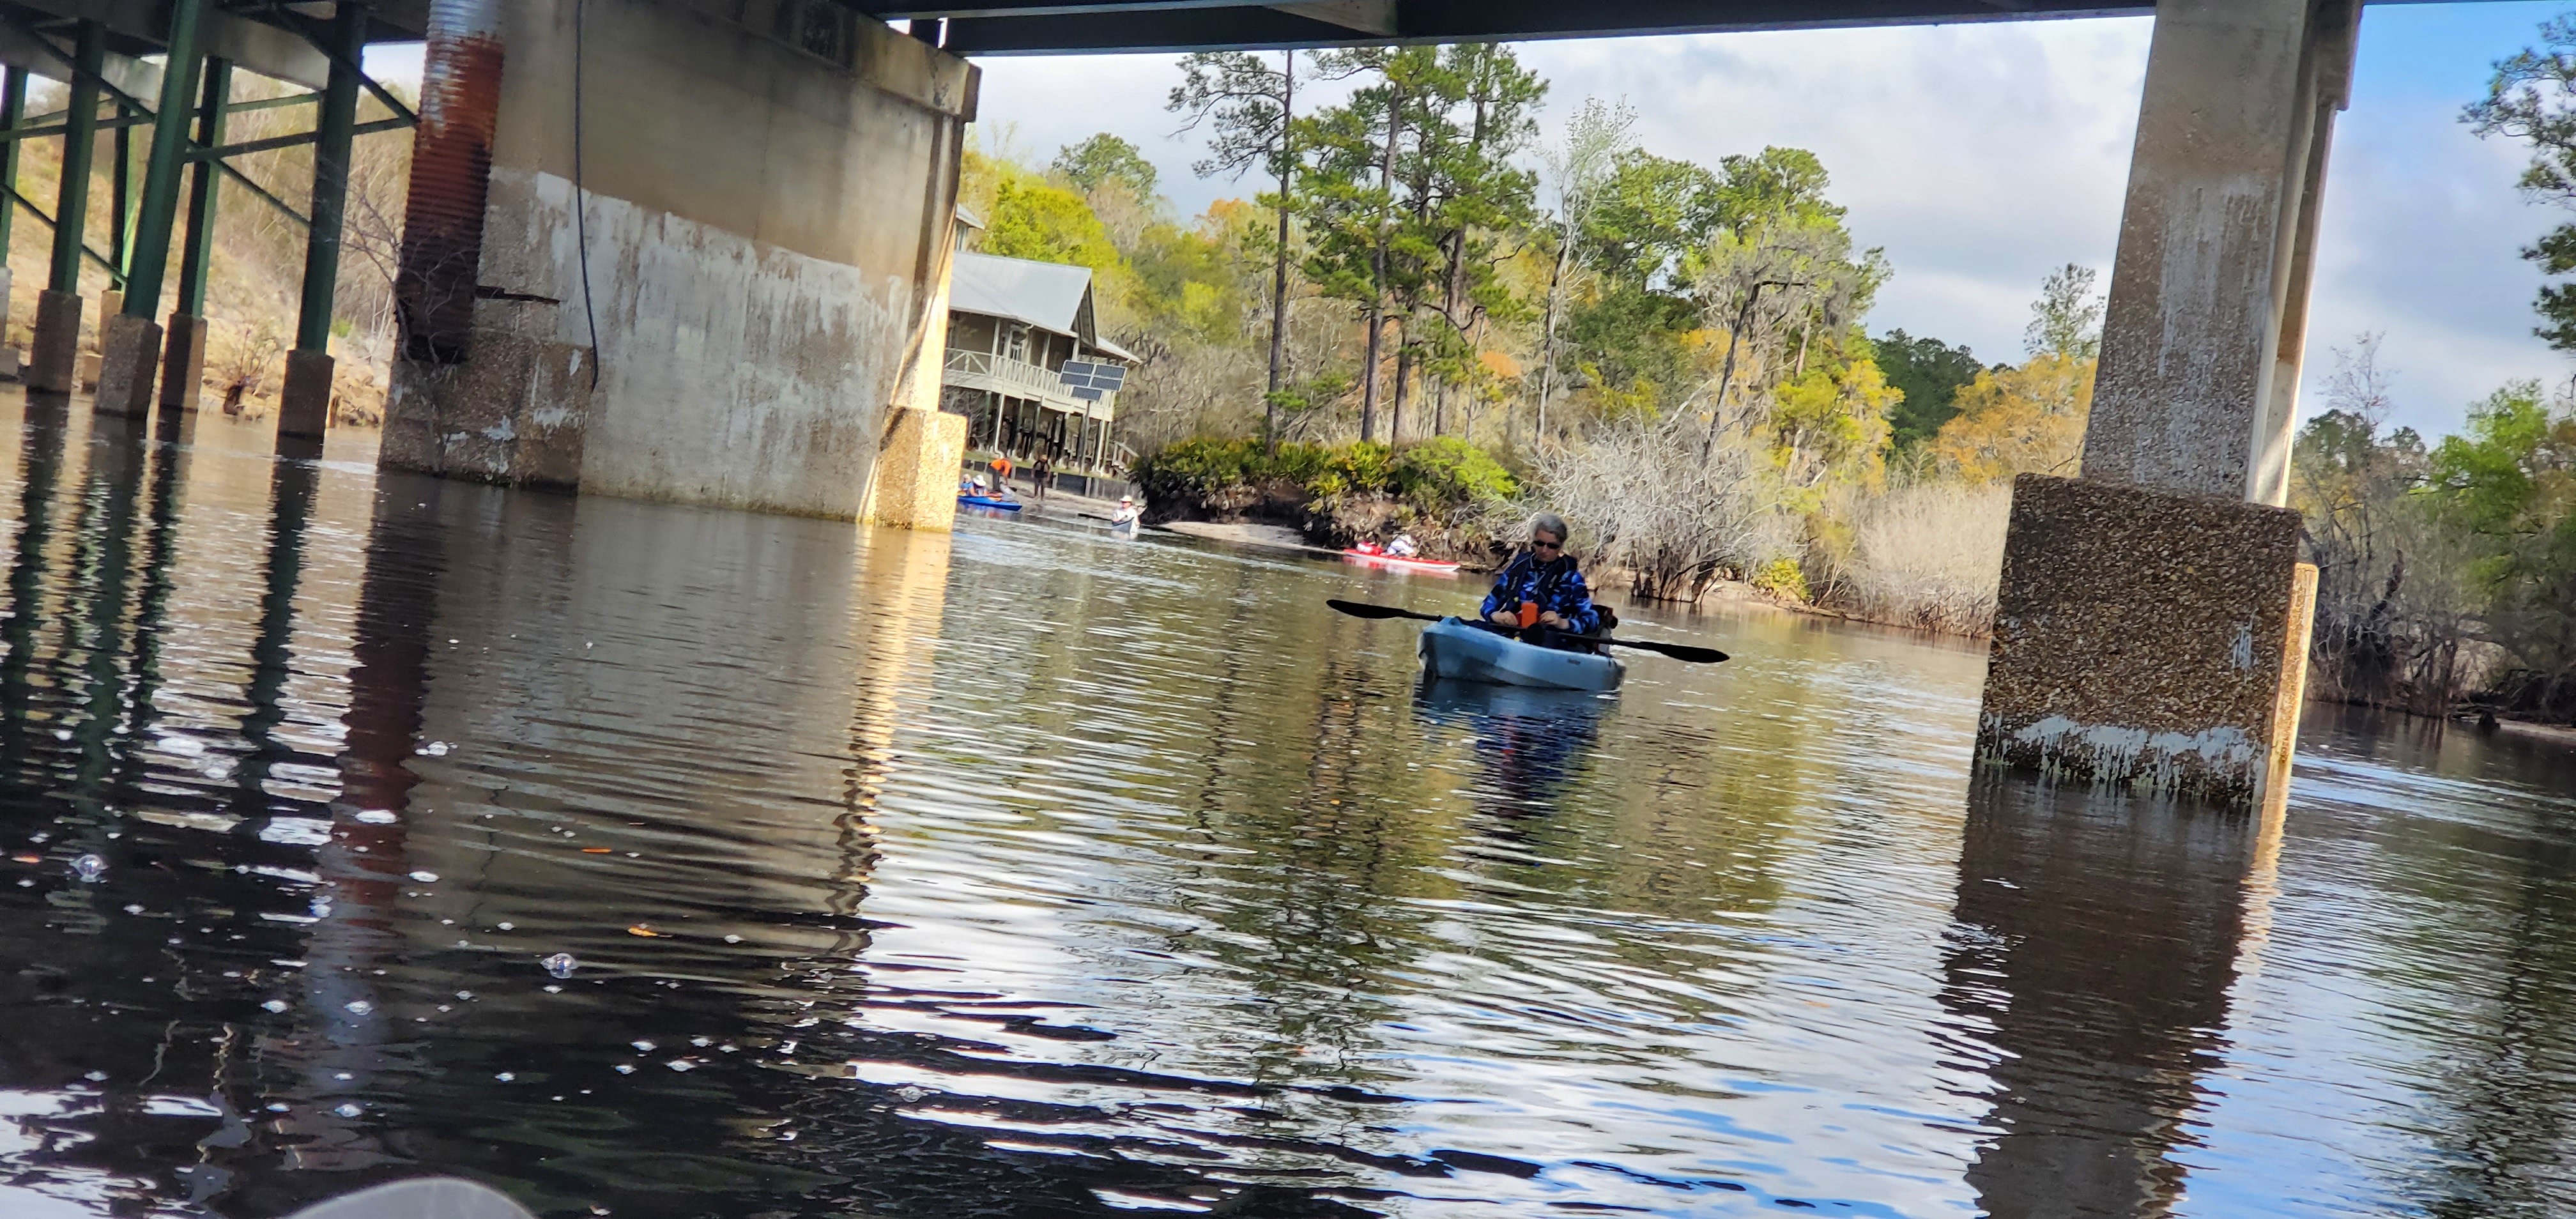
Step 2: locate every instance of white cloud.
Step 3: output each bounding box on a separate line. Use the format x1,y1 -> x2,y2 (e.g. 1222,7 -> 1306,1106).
969,10 -> 2572,440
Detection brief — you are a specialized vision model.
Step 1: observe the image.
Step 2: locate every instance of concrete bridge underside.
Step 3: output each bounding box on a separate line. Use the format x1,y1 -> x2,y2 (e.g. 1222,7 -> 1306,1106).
19,0 -> 2388,803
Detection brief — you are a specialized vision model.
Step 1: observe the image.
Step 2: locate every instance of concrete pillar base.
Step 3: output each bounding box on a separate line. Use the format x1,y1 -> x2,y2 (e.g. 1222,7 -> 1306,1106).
28,290 -> 82,394
279,349 -> 335,440
859,406 -> 969,532
1975,474 -> 2318,807
94,314 -> 164,418
160,313 -> 210,410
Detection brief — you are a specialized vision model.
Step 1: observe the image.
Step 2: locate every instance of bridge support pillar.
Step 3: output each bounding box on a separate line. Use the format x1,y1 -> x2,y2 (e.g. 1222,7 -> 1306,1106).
162,57 -> 231,412
29,22 -> 103,397
1976,0 -> 2354,806
385,0 -> 976,519
280,2 -> 365,443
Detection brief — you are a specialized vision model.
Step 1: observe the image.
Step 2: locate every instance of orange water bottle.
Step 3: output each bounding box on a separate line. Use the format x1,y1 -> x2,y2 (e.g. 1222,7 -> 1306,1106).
1518,600 -> 1540,629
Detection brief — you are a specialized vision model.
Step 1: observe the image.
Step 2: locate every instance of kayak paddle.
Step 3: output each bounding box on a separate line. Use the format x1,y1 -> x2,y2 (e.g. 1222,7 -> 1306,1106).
1324,599 -> 1729,664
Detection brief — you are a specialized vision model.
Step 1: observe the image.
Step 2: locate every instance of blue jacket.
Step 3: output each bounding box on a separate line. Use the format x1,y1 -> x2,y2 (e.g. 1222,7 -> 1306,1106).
1480,552 -> 1602,635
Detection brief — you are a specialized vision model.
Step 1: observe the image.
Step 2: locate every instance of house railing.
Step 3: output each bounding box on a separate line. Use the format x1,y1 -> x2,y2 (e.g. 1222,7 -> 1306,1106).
942,348 -> 1116,420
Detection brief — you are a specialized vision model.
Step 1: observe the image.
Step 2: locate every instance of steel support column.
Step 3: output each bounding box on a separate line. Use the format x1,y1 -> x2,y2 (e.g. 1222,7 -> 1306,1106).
163,57 -> 229,410
0,66 -> 23,376
29,22 -> 104,394
109,105 -> 128,290
98,0 -> 207,417
280,3 -> 366,440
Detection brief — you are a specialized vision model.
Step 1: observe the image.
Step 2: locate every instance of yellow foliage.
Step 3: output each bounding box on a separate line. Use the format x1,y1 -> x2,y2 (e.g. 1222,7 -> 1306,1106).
1770,356 -> 1899,497
1930,353 -> 2096,484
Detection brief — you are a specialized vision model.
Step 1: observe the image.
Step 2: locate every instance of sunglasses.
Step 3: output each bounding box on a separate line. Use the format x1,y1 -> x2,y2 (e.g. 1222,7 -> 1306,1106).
1533,537 -> 1564,551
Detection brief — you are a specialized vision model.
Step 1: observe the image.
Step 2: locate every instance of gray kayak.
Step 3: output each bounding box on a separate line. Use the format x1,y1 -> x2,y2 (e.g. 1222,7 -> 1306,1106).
1417,617 -> 1624,692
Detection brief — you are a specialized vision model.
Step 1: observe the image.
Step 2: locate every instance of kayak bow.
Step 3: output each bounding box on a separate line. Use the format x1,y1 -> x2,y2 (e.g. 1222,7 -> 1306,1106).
1417,617 -> 1625,692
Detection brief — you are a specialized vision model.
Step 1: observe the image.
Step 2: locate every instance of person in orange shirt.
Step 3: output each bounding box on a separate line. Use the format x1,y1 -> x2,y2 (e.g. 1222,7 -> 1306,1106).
990,454 -> 1014,490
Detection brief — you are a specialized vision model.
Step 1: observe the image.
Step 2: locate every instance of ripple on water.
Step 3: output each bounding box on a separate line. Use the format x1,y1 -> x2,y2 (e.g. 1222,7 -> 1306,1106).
0,406 -> 2569,1217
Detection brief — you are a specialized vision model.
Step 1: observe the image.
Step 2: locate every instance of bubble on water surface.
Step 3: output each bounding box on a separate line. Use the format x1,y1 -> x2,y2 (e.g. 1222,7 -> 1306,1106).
72,854 -> 105,882
497,921 -> 514,930
344,1000 -> 372,1016
496,1072 -> 516,1082
543,953 -> 578,978
417,741 -> 452,756
263,1000 -> 288,1013
354,809 -> 399,825
613,1065 -> 634,1075
334,1103 -> 362,1118
408,870 -> 439,883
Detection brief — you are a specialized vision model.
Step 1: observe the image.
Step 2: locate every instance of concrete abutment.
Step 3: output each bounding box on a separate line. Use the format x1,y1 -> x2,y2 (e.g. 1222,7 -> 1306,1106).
1976,0 -> 2356,806
383,0 -> 976,521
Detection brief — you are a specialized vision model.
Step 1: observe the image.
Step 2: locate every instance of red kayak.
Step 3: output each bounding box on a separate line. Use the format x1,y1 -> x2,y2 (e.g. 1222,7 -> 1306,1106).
1342,548 -> 1460,575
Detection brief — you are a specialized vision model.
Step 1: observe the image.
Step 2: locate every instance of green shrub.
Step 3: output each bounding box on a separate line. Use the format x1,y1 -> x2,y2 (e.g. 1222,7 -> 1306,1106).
1133,438 -> 1261,503
1135,435 -> 1515,522
1390,437 -> 1519,512
1752,557 -> 1811,603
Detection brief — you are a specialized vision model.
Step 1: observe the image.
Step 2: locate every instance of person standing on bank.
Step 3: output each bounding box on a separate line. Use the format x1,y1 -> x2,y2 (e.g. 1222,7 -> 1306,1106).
1032,452 -> 1055,504
1482,513 -> 1603,647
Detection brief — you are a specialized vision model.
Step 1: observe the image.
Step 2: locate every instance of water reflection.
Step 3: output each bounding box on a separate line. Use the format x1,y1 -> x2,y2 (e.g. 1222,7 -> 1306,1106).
1413,678 -> 1606,825
0,397 -> 2571,1216
1942,778 -> 2268,1217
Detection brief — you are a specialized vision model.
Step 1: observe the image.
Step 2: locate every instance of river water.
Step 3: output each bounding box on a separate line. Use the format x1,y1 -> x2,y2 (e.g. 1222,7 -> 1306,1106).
0,399 -> 2572,1218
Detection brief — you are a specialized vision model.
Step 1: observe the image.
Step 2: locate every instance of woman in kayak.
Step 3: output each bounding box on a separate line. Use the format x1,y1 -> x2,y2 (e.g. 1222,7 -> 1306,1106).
1481,513 -> 1602,646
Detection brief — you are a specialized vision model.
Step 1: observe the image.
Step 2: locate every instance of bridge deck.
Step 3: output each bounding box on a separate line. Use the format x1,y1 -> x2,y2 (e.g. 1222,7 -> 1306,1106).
853,0 -> 2437,56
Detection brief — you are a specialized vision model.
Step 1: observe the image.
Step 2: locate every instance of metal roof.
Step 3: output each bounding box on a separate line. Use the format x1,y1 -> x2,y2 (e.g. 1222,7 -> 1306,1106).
950,251 -> 1135,362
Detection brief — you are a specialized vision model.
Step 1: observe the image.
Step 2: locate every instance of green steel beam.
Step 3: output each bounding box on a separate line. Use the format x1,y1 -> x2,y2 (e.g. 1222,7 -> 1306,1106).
280,10 -> 417,128
0,8 -> 311,234
294,3 -> 364,355
122,0 -> 205,317
109,103 -> 128,286
187,115 -> 408,162
0,93 -> 318,143
175,58 -> 229,318
46,21 -> 102,296
0,67 -> 23,259
5,183 -> 127,275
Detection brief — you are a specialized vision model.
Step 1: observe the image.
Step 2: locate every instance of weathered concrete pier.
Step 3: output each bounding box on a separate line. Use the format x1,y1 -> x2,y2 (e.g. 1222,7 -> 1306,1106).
382,0 -> 977,521
1977,0 -> 2343,806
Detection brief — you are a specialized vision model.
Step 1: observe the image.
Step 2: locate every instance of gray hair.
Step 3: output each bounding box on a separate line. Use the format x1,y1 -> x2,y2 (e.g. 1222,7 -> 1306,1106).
1530,512 -> 1570,544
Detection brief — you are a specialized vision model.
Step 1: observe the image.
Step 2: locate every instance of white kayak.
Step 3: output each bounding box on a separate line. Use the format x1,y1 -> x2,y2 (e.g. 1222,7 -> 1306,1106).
1416,617 -> 1624,692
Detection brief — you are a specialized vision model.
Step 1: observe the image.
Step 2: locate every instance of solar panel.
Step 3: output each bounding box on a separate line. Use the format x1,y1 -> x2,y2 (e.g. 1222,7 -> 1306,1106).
1058,360 -> 1126,394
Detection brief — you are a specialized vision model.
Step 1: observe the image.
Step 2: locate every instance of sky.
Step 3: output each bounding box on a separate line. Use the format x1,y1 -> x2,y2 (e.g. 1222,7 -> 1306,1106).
958,3 -> 2576,441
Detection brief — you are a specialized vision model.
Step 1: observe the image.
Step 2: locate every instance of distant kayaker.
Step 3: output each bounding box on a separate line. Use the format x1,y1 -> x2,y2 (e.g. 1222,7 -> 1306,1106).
1386,533 -> 1420,558
1110,496 -> 1143,528
1482,513 -> 1602,643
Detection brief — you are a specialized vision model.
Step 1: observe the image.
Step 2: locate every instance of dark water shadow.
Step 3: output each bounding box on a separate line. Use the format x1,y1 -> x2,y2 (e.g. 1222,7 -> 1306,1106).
1939,774 -> 2276,1218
